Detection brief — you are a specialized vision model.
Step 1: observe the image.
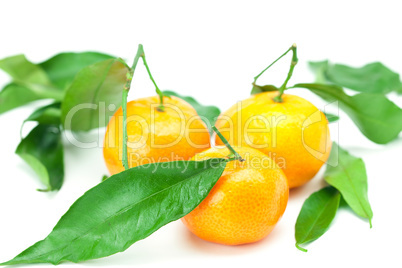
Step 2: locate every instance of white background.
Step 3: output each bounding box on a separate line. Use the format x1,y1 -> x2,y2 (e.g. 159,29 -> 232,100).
0,1 -> 401,267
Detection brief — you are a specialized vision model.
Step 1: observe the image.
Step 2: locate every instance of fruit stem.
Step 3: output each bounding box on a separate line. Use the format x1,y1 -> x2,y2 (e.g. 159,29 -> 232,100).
212,126 -> 244,162
253,46 -> 293,85
139,49 -> 166,112
121,44 -> 166,170
121,71 -> 132,170
274,44 -> 298,103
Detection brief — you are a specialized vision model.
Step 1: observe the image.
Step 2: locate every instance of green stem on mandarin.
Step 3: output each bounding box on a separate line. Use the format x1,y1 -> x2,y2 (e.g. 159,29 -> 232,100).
274,44 -> 298,103
131,44 -> 144,72
253,46 -> 293,85
212,126 -> 244,162
140,50 -> 165,112
121,44 -> 166,170
121,45 -> 145,170
122,79 -> 130,170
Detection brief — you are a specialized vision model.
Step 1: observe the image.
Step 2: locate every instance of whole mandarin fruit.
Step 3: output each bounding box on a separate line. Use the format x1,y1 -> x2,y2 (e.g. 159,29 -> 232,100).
182,146 -> 288,245
103,95 -> 210,175
215,92 -> 331,188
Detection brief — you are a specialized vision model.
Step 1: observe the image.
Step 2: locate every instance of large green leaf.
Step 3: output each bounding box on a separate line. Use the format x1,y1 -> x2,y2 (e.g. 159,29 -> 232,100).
0,55 -> 63,100
295,83 -> 402,144
295,186 -> 341,252
61,59 -> 128,131
40,52 -> 115,89
309,60 -> 402,94
163,90 -> 221,128
324,143 -> 373,227
0,83 -> 44,115
15,124 -> 64,191
1,159 -> 227,265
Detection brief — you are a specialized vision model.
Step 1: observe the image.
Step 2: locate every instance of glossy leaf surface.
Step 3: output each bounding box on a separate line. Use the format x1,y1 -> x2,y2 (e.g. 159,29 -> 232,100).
40,52 -> 115,89
0,54 -> 63,100
309,60 -> 402,94
15,124 -> 64,191
324,143 -> 373,227
24,103 -> 61,125
61,59 -> 128,131
0,83 -> 43,115
1,159 -> 227,265
295,83 -> 402,144
295,186 -> 341,252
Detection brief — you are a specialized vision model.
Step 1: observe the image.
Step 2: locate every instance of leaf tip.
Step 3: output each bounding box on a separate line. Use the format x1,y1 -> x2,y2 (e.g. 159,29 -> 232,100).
369,218 -> 373,229
295,243 -> 308,252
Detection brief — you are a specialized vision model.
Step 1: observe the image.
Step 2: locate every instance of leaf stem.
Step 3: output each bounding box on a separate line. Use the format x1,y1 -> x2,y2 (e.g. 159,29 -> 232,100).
212,126 -> 244,162
274,44 -> 298,102
295,243 -> 308,252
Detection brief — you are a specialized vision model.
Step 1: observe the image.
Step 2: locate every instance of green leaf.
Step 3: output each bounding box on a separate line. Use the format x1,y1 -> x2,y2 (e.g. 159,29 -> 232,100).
15,124 -> 64,191
323,112 -> 339,123
0,54 -> 51,85
24,103 -> 61,125
163,90 -> 221,128
39,52 -> 115,89
295,186 -> 341,252
0,83 -> 44,115
309,61 -> 402,94
61,59 -> 128,131
0,55 -> 63,100
250,84 -> 278,95
324,142 -> 373,227
1,159 -> 227,265
295,83 -> 402,144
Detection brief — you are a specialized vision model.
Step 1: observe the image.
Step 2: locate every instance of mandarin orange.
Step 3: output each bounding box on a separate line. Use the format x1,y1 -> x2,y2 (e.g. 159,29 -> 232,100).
215,92 -> 331,188
103,95 -> 210,175
182,146 -> 288,245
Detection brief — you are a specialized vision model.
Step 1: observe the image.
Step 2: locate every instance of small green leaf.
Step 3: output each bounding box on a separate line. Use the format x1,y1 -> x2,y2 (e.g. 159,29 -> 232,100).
324,142 -> 373,227
0,55 -> 63,100
250,84 -> 278,95
40,52 -> 115,89
101,175 -> 108,182
1,159 -> 227,265
323,112 -> 339,123
309,61 -> 402,94
163,90 -> 221,128
0,83 -> 44,115
295,186 -> 341,252
61,59 -> 128,131
295,83 -> 402,144
15,124 -> 64,191
24,103 -> 61,125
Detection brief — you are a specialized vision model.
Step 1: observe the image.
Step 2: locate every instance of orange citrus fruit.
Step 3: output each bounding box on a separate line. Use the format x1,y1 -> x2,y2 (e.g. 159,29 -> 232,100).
182,146 -> 289,245
215,92 -> 331,188
103,95 -> 210,175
